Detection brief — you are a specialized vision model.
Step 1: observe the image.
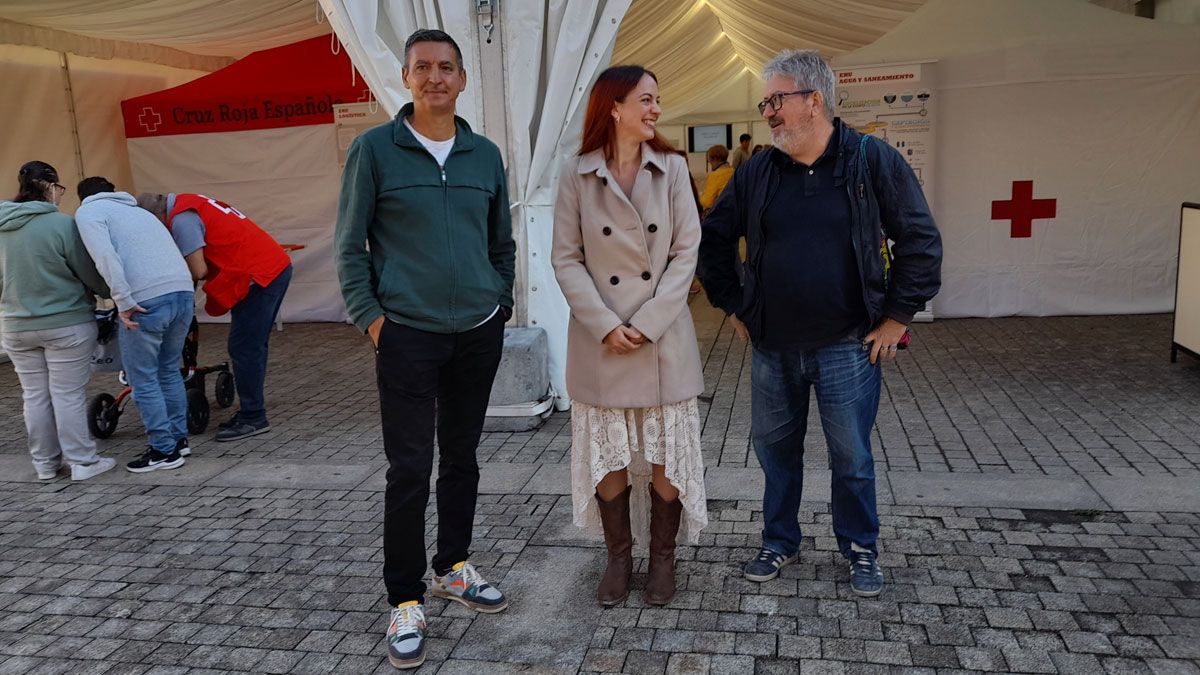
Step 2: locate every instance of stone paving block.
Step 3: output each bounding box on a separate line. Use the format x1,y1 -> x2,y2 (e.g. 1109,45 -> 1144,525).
1089,477 -> 1200,513
890,472 -> 1107,511
522,463 -> 571,495
453,546 -> 599,668
208,461 -> 375,490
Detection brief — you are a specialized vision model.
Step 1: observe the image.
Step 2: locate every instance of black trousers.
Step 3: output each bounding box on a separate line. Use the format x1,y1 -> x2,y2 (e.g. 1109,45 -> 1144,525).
376,313 -> 504,606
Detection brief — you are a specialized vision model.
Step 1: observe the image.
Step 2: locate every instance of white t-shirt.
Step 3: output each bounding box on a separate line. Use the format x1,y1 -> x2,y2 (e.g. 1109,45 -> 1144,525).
404,118 -> 455,167
403,117 -> 500,328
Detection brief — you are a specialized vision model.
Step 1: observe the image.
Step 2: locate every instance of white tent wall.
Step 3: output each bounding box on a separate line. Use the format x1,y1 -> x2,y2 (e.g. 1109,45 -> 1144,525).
0,44 -> 204,356
127,125 -> 349,324
0,44 -> 204,212
836,0 -> 1200,318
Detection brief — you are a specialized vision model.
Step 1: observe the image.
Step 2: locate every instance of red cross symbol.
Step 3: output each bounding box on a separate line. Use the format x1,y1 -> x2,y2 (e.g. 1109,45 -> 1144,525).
991,180 -> 1056,238
138,107 -> 163,133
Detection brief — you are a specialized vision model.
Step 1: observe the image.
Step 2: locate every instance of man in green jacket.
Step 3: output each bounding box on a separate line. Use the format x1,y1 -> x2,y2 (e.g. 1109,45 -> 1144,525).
334,29 -> 515,671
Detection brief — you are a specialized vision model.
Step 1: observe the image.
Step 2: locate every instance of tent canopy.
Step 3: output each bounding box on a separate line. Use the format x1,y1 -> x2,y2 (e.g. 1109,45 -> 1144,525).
0,0 -> 327,58
613,0 -> 924,124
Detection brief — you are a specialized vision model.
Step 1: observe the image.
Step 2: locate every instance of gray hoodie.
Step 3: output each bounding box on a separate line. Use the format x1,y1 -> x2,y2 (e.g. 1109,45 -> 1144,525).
0,200 -> 109,332
75,192 -> 193,312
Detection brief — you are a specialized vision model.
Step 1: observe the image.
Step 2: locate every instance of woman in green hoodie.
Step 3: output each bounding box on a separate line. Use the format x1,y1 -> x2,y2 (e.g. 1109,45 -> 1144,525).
0,161 -> 115,481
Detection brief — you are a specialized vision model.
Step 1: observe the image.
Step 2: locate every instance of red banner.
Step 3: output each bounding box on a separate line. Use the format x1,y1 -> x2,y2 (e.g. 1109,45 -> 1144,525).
122,36 -> 372,138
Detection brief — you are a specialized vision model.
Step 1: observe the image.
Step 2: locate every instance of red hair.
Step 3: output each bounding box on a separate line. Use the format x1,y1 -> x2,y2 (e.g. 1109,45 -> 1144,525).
578,65 -> 676,159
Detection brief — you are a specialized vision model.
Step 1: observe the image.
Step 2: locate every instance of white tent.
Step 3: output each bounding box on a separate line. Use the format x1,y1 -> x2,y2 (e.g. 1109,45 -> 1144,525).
836,0 -> 1200,317
121,36 -> 370,323
3,0 -> 1198,375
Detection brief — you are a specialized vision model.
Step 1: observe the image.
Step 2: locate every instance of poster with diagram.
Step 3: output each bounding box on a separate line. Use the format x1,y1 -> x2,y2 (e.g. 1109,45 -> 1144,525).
835,62 -> 938,320
835,62 -> 936,199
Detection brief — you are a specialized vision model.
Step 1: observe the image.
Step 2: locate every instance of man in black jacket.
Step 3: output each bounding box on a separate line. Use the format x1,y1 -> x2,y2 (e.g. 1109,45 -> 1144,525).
698,49 -> 942,598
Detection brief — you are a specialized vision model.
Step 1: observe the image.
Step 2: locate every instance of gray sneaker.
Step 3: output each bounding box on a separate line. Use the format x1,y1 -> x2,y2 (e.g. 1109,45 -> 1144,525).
386,602 -> 426,669
215,420 -> 270,442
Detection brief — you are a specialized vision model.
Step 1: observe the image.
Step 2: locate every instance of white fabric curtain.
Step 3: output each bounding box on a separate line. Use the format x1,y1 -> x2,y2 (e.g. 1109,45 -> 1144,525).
318,0 -> 629,407
504,1 -> 631,408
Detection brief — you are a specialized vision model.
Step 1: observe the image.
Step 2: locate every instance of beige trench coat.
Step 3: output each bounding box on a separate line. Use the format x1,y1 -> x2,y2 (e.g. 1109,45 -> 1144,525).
552,144 -> 705,409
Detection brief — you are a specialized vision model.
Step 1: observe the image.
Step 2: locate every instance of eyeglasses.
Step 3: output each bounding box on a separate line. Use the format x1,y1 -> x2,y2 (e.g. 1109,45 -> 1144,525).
51,183 -> 66,192
757,89 -> 815,115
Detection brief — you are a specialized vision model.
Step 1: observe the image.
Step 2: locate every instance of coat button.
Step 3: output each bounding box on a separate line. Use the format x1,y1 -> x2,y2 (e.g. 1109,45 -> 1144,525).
648,223 -> 658,232
610,276 -> 619,285
641,271 -> 651,280
602,226 -> 612,236
602,177 -> 608,186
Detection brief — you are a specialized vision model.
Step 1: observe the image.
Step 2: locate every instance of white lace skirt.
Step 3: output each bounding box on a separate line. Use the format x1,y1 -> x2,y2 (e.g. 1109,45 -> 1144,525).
570,398 -> 708,546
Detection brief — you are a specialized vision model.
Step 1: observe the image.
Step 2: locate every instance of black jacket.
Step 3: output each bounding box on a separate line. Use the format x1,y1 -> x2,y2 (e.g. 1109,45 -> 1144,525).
698,120 -> 942,341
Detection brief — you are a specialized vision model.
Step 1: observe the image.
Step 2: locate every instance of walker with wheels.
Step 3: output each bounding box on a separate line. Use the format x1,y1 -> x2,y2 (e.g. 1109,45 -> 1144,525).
87,318 -> 235,438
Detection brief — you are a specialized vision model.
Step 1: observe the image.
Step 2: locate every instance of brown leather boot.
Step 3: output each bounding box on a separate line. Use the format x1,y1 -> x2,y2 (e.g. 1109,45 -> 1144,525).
644,484 -> 683,606
595,485 -> 633,606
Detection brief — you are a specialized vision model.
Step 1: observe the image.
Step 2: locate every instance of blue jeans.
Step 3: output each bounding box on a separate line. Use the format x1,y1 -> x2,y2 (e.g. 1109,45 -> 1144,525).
119,292 -> 194,453
751,338 -> 882,559
228,265 -> 291,425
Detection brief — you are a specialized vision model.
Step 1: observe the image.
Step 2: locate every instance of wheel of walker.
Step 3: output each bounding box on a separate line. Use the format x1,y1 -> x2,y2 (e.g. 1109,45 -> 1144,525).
87,393 -> 120,439
214,370 -> 235,408
187,387 -> 210,434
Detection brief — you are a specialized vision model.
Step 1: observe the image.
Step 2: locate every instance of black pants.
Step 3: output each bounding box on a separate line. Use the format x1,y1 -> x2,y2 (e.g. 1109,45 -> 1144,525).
376,313 -> 504,606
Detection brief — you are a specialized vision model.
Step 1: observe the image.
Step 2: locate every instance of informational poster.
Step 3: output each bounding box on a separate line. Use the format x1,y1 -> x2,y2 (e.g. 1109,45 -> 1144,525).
334,102 -> 391,167
835,62 -> 937,321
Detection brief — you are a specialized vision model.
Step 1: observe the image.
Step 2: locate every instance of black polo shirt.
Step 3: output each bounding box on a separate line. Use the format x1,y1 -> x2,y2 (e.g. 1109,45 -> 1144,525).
758,133 -> 867,350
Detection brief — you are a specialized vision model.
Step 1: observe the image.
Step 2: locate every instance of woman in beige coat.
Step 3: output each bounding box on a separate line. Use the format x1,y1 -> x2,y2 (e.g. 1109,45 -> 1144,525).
552,65 -> 707,607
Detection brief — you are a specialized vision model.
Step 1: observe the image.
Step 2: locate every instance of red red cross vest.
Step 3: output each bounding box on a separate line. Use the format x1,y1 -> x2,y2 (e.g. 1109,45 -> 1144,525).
168,194 -> 290,316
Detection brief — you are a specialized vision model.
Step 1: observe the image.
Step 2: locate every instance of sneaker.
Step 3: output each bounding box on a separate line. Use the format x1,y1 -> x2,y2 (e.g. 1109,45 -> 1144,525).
36,461 -> 63,480
849,548 -> 884,597
386,601 -> 426,669
215,420 -> 270,442
175,438 -> 191,457
126,447 -> 185,473
71,457 -> 116,481
743,548 -> 797,582
431,561 -> 509,613
217,414 -> 243,431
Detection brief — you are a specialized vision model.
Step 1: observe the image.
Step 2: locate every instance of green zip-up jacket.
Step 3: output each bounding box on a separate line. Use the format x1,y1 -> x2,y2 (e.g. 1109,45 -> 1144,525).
335,104 -> 515,334
0,200 -> 109,333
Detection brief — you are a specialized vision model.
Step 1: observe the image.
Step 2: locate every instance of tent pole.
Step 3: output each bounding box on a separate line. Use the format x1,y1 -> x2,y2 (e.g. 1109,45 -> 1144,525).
59,52 -> 86,186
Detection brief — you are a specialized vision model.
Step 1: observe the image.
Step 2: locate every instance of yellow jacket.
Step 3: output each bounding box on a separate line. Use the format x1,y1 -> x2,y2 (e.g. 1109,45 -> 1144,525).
700,163 -> 733,210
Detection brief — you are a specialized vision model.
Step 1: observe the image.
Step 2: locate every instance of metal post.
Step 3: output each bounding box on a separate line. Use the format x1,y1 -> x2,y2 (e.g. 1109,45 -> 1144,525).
59,52 -> 86,185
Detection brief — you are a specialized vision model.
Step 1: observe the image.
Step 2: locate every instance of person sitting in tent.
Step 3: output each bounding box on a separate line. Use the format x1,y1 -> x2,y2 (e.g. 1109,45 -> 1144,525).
136,191 -> 292,443
76,177 -> 195,472
699,144 -> 733,213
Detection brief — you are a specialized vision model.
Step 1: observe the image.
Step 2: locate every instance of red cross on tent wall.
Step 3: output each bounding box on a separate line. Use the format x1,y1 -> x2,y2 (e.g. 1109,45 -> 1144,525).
138,107 -> 162,133
991,180 -> 1057,238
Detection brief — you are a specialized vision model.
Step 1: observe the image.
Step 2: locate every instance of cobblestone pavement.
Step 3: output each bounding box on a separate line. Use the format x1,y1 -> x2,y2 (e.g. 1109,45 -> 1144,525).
3,303 -> 1197,479
0,306 -> 1198,673
0,485 -> 1197,674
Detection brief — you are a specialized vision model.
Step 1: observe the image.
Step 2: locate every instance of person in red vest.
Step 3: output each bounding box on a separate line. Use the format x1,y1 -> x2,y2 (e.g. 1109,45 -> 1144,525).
137,192 -> 292,442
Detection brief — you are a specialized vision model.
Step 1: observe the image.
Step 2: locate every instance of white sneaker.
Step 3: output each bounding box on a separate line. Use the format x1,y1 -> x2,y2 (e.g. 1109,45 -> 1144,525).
36,461 -> 63,480
71,457 -> 116,481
